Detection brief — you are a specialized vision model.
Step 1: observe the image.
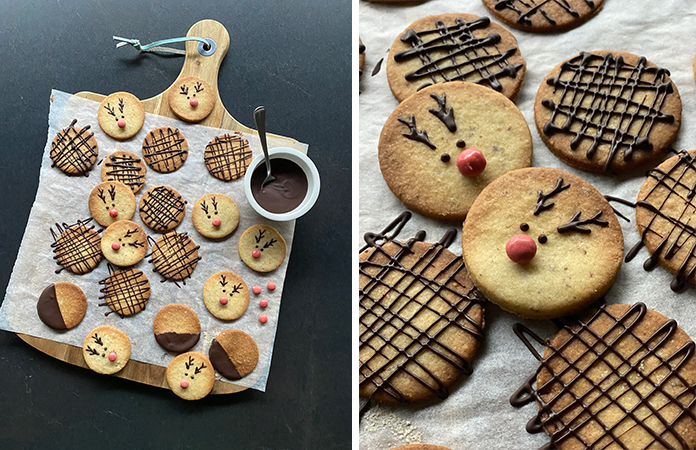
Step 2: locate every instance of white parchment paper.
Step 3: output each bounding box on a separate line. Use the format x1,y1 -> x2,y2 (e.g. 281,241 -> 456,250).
359,1 -> 696,448
0,89 -> 309,392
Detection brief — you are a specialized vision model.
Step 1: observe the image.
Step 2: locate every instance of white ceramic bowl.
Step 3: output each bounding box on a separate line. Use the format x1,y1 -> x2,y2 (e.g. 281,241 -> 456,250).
244,147 -> 320,221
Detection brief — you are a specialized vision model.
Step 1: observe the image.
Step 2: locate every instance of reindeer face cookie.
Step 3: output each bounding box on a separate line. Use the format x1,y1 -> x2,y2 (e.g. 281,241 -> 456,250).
461,167 -> 623,319
100,220 -> 148,267
97,92 -> 145,140
83,325 -> 131,375
166,351 -> 215,400
379,81 -> 532,221
192,193 -> 239,239
203,271 -> 249,321
88,181 -> 136,227
168,76 -> 216,123
238,225 -> 287,273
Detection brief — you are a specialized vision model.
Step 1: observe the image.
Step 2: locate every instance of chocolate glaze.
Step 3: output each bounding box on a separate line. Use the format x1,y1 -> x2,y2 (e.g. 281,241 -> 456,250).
541,52 -> 675,173
394,17 -> 523,93
494,0 -> 595,27
250,158 -> 308,214
607,151 -> 696,291
50,119 -> 98,176
359,213 -> 485,416
37,284 -> 67,330
371,58 -> 383,77
510,303 -> 696,450
209,339 -> 242,379
155,332 -> 200,353
142,127 -> 187,172
397,115 -> 436,149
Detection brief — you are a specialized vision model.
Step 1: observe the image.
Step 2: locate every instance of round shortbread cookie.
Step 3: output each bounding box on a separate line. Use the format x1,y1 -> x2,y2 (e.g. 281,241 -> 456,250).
153,304 -> 201,353
100,220 -> 148,267
379,81 -> 532,221
535,303 -> 696,450
37,282 -> 87,330
168,76 -> 216,123
386,13 -> 526,102
191,193 -> 239,239
88,181 -> 136,227
634,150 -> 696,291
238,225 -> 287,273
359,239 -> 485,404
98,267 -> 151,316
101,150 -> 146,193
166,351 -> 215,400
50,119 -> 99,175
51,221 -> 102,275
204,133 -> 252,181
208,330 -> 259,380
535,51 -> 682,174
97,92 -> 145,140
83,325 -> 131,375
139,185 -> 186,233
202,271 -> 249,321
482,0 -> 604,32
461,167 -> 623,320
141,127 -> 189,173
149,231 -> 201,281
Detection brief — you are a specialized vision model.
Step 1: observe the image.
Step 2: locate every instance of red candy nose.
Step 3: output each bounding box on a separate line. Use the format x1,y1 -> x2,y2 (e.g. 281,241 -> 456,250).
506,234 -> 537,264
190,98 -> 199,107
219,296 -> 228,305
109,209 -> 119,218
252,250 -> 261,258
180,380 -> 189,389
111,242 -> 121,251
108,351 -> 117,362
117,119 -> 126,128
456,148 -> 486,177
212,218 -> 221,227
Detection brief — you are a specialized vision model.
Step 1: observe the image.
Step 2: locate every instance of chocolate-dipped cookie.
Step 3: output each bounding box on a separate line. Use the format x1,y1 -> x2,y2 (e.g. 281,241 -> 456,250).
37,282 -> 87,330
208,330 -> 259,380
153,304 -> 201,353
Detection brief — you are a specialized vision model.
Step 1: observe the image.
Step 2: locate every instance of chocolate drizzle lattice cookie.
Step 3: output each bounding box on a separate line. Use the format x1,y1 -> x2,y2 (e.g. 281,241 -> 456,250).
511,303 -> 696,450
101,150 -> 146,193
98,266 -> 151,316
535,51 -> 681,174
386,13 -> 526,102
139,185 -> 186,233
149,231 -> 201,282
482,0 -> 604,32
50,219 -> 102,274
359,213 -> 486,412
204,133 -> 252,181
141,127 -> 189,173
50,119 -> 99,175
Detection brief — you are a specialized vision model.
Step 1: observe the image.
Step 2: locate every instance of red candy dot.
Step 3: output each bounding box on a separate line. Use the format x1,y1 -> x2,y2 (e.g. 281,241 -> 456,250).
252,250 -> 261,258
109,209 -> 119,218
219,296 -> 228,305
108,351 -> 117,362
190,98 -> 199,107
456,148 -> 486,177
259,299 -> 268,308
111,242 -> 121,251
252,286 -> 262,295
117,119 -> 126,128
506,234 -> 537,264
180,380 -> 189,389
259,314 -> 268,323
212,218 -> 221,227
267,282 -> 276,291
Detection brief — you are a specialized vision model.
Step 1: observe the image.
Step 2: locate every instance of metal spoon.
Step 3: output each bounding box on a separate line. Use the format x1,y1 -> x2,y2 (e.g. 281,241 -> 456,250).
254,106 -> 275,189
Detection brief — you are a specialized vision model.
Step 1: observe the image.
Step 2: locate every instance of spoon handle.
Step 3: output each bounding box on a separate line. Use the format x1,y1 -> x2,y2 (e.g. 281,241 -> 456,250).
254,106 -> 271,174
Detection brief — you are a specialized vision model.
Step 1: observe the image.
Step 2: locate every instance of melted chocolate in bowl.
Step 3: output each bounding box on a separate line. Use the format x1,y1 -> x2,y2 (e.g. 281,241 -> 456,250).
250,158 -> 308,214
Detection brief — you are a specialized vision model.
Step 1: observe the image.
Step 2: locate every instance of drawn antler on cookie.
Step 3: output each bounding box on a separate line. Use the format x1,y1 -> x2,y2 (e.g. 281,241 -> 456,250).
179,85 -> 189,95
97,188 -> 107,204
92,333 -> 103,346
255,230 -> 266,244
118,98 -> 125,114
200,200 -> 209,215
558,211 -> 609,234
230,283 -> 242,295
219,274 -> 228,287
108,184 -> 117,201
104,103 -> 116,117
194,362 -> 206,374
263,238 -> 277,249
185,355 -> 194,370
194,82 -> 204,93
86,346 -> 100,356
428,93 -> 456,132
534,177 -> 570,215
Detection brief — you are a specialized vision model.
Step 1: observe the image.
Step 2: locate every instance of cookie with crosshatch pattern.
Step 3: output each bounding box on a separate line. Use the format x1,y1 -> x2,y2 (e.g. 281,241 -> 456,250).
149,231 -> 201,281
386,13 -> 526,102
50,119 -> 99,175
168,76 -> 216,123
511,303 -> 696,450
141,127 -> 189,173
204,133 -> 252,181
139,185 -> 186,233
97,92 -> 145,140
98,267 -> 151,316
359,214 -> 485,406
101,150 -> 146,193
50,219 -> 102,275
378,81 -> 532,222
482,0 -> 604,32
535,50 -> 682,174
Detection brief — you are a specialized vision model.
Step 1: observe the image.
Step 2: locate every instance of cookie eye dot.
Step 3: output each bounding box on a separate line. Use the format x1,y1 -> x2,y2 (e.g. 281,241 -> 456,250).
440,153 -> 450,163
456,139 -> 466,148
538,234 -> 548,244
520,223 -> 529,232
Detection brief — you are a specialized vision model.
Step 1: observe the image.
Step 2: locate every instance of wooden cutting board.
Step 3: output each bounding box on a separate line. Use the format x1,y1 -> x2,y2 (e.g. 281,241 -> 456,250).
17,19 -> 305,395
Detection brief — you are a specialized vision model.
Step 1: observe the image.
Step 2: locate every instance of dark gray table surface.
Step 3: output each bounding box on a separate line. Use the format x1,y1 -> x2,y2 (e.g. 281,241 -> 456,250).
0,1 -> 351,449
